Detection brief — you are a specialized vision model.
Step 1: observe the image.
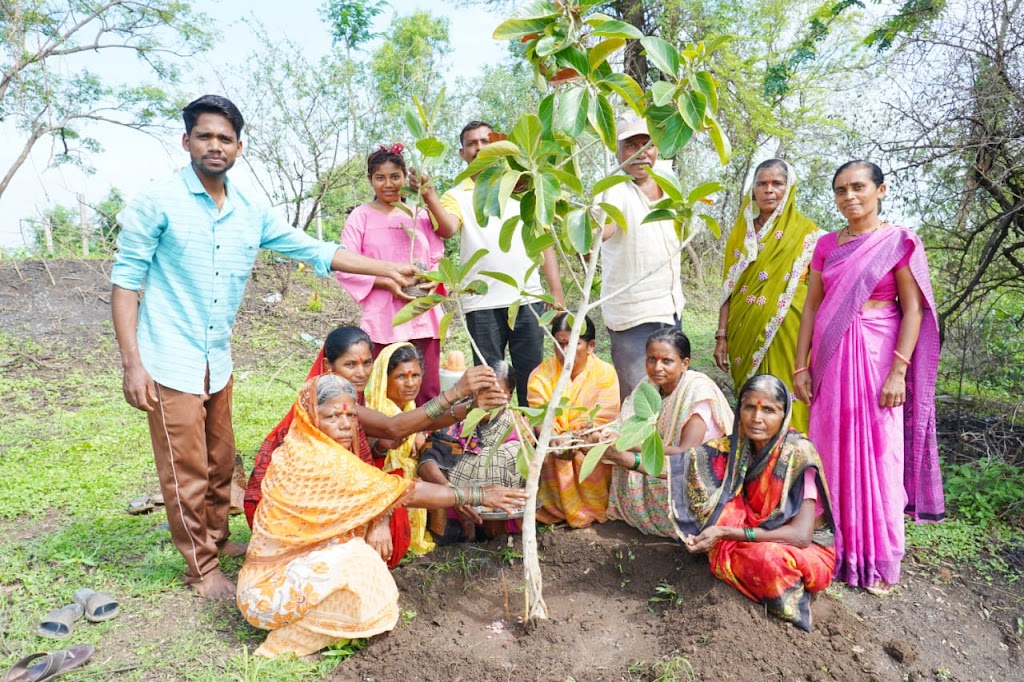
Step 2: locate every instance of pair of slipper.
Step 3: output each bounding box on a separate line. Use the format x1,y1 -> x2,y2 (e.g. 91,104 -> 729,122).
2,644 -> 94,682
126,492 -> 163,515
37,589 -> 119,640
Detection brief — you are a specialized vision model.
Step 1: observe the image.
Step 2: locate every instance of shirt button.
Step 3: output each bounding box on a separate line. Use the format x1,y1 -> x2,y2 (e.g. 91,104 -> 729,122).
215,271 -> 219,276
216,245 -> 221,249
209,326 -> 213,330
213,299 -> 218,303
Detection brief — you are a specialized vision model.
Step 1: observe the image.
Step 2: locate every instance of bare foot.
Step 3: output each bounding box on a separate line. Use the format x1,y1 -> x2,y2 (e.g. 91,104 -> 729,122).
218,540 -> 248,557
190,570 -> 236,600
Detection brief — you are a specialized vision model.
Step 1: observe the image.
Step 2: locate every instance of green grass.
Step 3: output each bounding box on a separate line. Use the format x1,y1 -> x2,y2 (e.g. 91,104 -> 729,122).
0,317 -> 353,679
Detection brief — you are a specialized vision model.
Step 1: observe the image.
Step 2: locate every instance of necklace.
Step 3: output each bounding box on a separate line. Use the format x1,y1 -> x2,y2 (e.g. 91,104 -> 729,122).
842,223 -> 881,242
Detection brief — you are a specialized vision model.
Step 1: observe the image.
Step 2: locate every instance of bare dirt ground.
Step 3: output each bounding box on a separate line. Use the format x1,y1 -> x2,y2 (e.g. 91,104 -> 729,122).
1,259 -> 1022,682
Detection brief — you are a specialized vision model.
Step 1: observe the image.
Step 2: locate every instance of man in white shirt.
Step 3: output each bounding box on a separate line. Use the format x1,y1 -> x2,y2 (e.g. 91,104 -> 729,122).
421,121 -> 564,405
599,114 -> 684,400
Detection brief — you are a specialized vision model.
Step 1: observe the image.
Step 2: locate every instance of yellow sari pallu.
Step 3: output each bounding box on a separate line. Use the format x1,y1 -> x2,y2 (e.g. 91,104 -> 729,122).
364,342 -> 435,555
237,376 -> 412,657
721,162 -> 822,433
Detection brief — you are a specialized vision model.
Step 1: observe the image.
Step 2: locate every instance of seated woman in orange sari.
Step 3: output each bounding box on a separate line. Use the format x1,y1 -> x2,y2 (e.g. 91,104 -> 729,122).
527,313 -> 620,528
660,374 -> 835,631
237,374 -> 525,658
244,326 -> 501,565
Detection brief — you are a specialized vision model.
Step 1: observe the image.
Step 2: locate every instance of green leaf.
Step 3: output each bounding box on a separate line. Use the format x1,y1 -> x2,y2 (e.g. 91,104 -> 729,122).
479,140 -> 522,160
533,171 -> 561,227
517,438 -> 532,479
538,93 -> 555,139
640,36 -> 680,77
631,381 -> 662,419
535,34 -> 562,57
460,408 -> 490,438
640,432 -> 665,477
694,71 -> 719,115
507,300 -> 521,329
538,308 -> 560,327
578,442 -> 611,483
473,165 -> 503,225
557,87 -> 590,137
429,86 -> 447,127
438,309 -> 454,343
413,95 -> 429,130
512,115 -> 543,159
697,212 -> 721,239
588,19 -> 644,39
459,247 -> 490,281
651,81 -> 676,107
598,201 -> 629,233
498,170 -> 523,214
463,280 -> 489,296
564,208 -> 593,256
646,107 -> 692,157
416,136 -> 446,158
587,92 -> 616,150
403,104 -> 426,139
641,209 -> 677,224
588,38 -> 625,69
499,215 -> 520,253
686,181 -> 725,204
706,112 -> 733,165
615,416 -> 654,451
480,270 -> 519,289
392,293 -> 445,327
644,163 -> 683,201
598,73 -> 644,115
524,232 -> 555,258
555,46 -> 590,77
593,174 -> 632,196
549,168 -> 582,196
493,17 -> 554,41
438,258 -> 459,286
678,90 -> 707,131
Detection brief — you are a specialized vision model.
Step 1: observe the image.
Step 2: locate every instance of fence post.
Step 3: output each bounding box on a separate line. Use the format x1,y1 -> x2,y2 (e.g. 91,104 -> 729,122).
79,193 -> 90,256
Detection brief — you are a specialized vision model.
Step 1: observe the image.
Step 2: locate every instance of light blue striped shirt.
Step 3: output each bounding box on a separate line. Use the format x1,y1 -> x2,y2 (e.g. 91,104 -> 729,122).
111,167 -> 338,395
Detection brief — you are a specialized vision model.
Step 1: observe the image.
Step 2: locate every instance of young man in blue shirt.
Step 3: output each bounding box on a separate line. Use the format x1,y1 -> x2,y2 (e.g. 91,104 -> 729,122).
111,95 -> 415,599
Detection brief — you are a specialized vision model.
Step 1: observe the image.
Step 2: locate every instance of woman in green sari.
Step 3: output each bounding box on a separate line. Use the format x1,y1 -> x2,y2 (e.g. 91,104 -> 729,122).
714,159 -> 823,434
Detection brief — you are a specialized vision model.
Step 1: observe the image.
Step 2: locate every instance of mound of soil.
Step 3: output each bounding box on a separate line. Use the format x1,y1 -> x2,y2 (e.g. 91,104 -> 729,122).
339,523 -> 1021,681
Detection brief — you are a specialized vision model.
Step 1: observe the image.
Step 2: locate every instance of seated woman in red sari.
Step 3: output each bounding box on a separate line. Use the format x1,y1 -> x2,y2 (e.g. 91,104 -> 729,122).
244,326 -> 501,566
668,374 -> 836,631
238,374 -> 525,657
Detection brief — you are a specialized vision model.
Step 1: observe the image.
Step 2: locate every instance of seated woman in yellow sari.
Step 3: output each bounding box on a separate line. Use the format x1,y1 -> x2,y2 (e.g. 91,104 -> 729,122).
603,329 -> 734,537
363,342 -> 436,554
237,374 -> 526,658
527,313 -> 620,528
672,374 -> 835,631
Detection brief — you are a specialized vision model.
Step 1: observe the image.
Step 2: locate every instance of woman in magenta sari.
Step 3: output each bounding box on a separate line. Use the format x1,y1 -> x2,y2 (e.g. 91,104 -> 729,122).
793,161 -> 943,594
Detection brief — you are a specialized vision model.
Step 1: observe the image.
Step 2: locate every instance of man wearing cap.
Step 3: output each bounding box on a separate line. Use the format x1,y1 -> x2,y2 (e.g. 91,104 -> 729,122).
598,114 -> 684,400
419,120 -> 564,406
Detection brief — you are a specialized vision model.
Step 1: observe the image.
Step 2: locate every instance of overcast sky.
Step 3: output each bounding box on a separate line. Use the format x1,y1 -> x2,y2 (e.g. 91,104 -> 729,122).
0,0 -> 509,249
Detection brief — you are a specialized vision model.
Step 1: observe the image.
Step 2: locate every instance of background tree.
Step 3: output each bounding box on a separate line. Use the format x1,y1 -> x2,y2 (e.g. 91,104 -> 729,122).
230,28 -> 357,234
866,0 -> 1024,394
0,0 -> 211,202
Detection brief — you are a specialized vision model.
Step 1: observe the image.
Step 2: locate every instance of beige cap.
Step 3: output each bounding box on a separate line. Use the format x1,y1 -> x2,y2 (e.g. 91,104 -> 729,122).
616,113 -> 649,141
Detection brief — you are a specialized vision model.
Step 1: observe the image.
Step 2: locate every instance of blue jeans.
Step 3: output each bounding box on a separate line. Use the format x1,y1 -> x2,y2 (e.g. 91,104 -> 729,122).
465,302 -> 546,407
609,319 -> 681,401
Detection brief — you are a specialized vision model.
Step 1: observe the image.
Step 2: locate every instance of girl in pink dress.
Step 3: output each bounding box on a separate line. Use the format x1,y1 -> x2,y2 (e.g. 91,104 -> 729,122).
793,161 -> 943,594
336,144 -> 444,405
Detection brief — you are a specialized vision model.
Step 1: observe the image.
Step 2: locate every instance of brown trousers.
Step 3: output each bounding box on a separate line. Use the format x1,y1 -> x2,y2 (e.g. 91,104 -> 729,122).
146,377 -> 235,584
